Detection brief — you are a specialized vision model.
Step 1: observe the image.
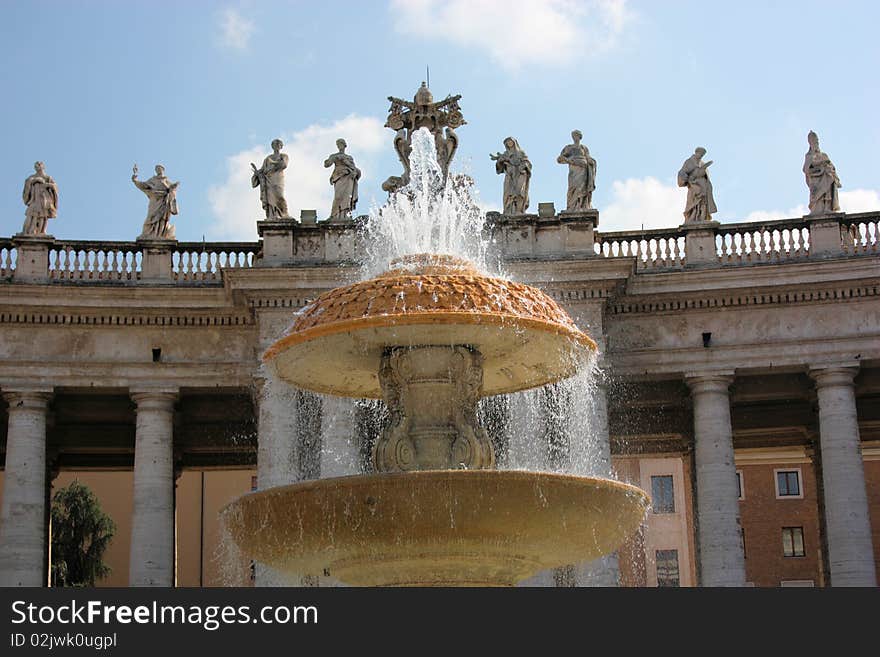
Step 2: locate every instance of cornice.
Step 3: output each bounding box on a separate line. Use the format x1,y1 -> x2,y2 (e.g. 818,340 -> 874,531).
609,279 -> 879,316
0,307 -> 254,327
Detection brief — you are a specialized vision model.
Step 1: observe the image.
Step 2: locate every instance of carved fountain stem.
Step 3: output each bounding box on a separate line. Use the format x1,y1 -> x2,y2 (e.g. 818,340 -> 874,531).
373,345 -> 495,472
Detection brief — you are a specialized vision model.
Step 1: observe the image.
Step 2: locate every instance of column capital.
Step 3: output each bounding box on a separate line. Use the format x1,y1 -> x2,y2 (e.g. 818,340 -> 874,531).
809,365 -> 859,389
685,372 -> 734,394
2,389 -> 53,411
130,389 -> 178,411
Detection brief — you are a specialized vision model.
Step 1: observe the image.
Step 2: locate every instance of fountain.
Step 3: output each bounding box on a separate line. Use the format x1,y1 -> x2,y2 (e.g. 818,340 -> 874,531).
222,121 -> 649,587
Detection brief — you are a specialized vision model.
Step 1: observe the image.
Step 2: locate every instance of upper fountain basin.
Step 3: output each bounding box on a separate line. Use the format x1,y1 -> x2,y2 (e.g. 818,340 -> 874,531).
263,254 -> 597,398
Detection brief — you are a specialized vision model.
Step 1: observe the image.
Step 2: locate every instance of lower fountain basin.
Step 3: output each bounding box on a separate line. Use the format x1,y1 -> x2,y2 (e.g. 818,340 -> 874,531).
222,470 -> 649,587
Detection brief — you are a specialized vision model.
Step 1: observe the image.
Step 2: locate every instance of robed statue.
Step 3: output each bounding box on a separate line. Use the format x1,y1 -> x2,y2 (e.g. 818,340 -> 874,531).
492,137 -> 532,215
324,139 -> 361,221
677,147 -> 717,224
557,130 -> 596,211
251,139 -> 290,219
21,161 -> 58,235
803,131 -> 841,215
132,164 -> 179,240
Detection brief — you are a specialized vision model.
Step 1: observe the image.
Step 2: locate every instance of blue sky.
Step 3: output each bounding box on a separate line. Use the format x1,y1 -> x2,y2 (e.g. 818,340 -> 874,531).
1,0 -> 878,241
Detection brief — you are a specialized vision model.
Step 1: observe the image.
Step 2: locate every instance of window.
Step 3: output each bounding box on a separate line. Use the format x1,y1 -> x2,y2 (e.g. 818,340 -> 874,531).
736,471 -> 744,500
651,475 -> 675,513
655,550 -> 680,587
775,469 -> 802,498
782,527 -> 805,557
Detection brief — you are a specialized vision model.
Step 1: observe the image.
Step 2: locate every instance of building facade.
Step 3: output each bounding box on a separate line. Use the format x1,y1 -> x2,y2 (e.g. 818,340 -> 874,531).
0,208 -> 877,586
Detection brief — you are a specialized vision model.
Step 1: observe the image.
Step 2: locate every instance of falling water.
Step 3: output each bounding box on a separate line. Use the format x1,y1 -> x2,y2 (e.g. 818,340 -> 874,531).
361,128 -> 493,277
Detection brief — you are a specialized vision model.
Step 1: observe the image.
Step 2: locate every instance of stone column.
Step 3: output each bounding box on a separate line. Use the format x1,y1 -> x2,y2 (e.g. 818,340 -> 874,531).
810,366 -> 876,586
0,390 -> 52,586
129,390 -> 177,586
254,374 -> 301,586
573,379 -> 620,587
686,374 -> 745,586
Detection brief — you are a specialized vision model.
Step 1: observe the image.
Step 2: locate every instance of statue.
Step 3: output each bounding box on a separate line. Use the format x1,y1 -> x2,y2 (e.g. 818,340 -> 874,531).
324,139 -> 361,220
382,82 -> 466,192
491,137 -> 532,215
251,139 -> 290,219
557,130 -> 596,212
21,161 -> 58,235
677,147 -> 717,224
132,164 -> 179,240
803,131 -> 841,215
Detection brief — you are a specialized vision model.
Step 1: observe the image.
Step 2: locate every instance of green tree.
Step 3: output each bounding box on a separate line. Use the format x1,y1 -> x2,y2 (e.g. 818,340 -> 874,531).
50,480 -> 116,587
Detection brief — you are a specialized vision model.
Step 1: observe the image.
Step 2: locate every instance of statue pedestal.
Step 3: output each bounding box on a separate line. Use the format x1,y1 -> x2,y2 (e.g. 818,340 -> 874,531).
805,212 -> 845,258
681,220 -> 720,266
257,219 -> 296,266
12,234 -> 55,283
137,238 -> 176,283
559,209 -> 599,256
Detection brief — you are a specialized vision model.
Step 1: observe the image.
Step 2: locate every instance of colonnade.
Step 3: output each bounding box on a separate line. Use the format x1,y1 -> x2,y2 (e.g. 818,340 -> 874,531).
686,365 -> 875,587
0,363 -> 875,586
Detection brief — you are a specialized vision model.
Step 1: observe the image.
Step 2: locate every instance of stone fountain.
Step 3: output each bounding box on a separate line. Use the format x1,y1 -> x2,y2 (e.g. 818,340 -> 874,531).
222,121 -> 648,587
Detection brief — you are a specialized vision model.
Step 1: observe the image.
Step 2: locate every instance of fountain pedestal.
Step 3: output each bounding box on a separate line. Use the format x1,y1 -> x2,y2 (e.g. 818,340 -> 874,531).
375,346 -> 494,471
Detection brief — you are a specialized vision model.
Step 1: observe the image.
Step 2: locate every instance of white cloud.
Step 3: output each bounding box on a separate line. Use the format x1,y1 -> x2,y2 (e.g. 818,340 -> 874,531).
744,205 -> 808,223
602,178 -> 880,233
744,189 -> 880,222
840,188 -> 880,213
208,115 -> 387,240
217,8 -> 255,51
390,0 -> 633,71
601,177 -> 686,231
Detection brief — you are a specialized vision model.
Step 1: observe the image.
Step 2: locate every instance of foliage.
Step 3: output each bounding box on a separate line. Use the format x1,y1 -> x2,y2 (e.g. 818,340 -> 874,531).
50,480 -> 116,587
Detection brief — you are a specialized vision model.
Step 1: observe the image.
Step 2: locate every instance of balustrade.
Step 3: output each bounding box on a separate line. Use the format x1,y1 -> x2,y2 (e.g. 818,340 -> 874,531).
594,228 -> 686,269
0,240 -> 15,278
715,219 -> 810,264
841,212 -> 878,255
49,241 -> 141,281
171,243 -> 259,283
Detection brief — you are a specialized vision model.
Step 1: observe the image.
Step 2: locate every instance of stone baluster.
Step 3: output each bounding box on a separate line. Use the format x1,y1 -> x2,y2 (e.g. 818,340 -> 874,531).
810,366 -> 876,586
686,373 -> 746,586
129,389 -> 177,586
0,389 -> 53,586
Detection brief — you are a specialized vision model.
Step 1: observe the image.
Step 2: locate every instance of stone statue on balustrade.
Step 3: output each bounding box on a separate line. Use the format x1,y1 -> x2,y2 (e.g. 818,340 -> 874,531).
132,164 -> 179,240
21,161 -> 58,235
382,82 -> 466,192
557,130 -> 597,212
677,147 -> 717,224
491,137 -> 532,215
803,131 -> 841,215
251,139 -> 290,220
324,139 -> 361,221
